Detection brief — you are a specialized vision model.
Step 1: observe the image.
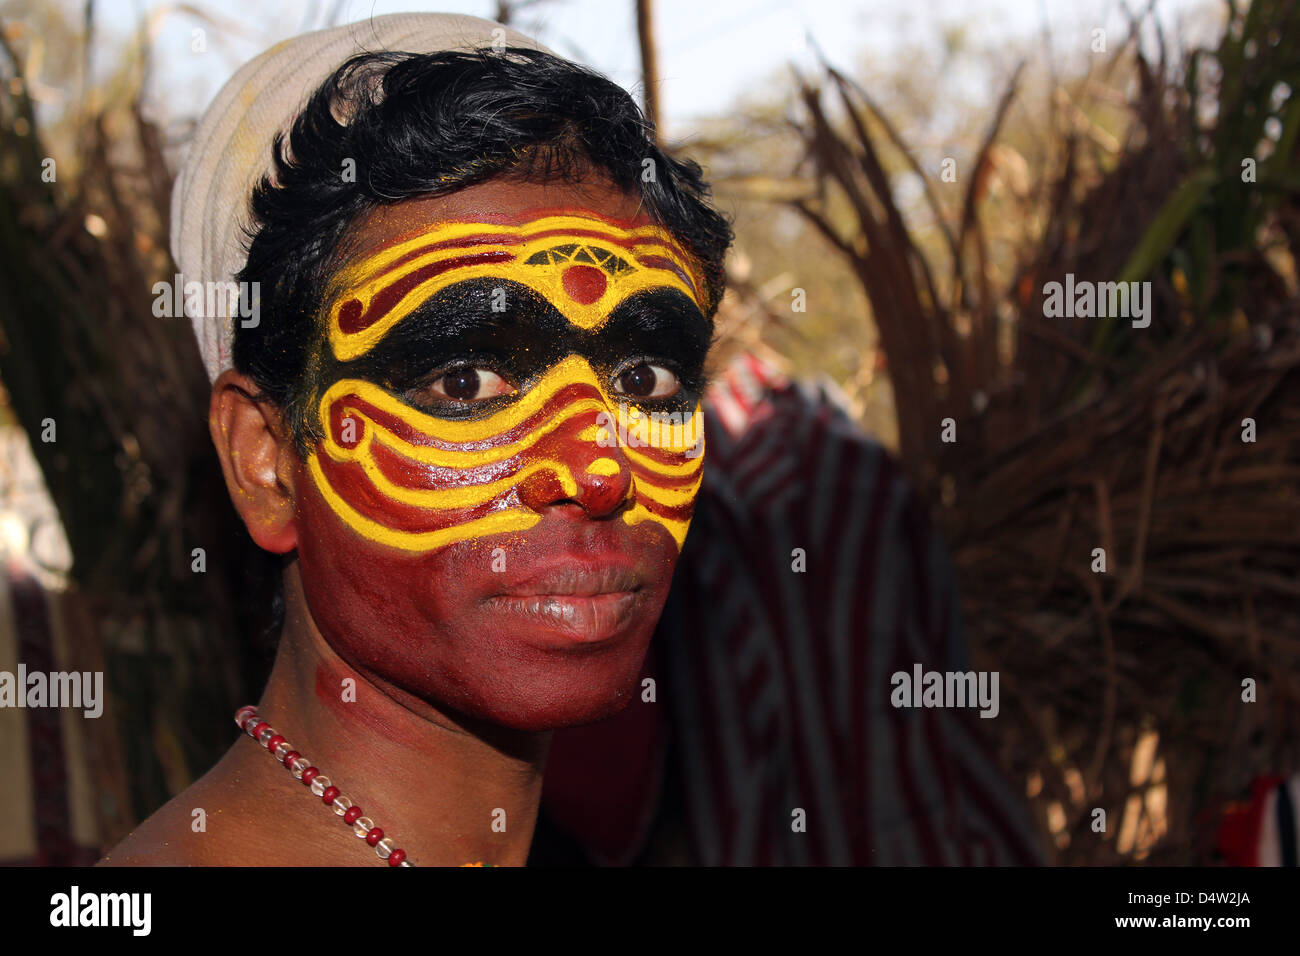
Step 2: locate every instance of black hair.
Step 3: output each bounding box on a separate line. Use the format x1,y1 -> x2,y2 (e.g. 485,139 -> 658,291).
234,46 -> 733,449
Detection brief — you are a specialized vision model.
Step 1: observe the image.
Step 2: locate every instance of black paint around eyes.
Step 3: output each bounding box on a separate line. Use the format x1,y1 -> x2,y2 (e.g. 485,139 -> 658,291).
594,289 -> 713,385
340,279 -> 569,393
329,278 -> 714,417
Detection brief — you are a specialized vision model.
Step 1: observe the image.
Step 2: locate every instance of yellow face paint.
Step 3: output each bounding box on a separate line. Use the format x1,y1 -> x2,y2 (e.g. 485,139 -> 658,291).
308,212 -> 709,554
326,214 -> 709,362
309,357 -> 704,552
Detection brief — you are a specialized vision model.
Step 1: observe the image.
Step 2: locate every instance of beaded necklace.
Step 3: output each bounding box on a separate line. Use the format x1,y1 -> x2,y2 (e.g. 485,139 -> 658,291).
235,706 -> 492,867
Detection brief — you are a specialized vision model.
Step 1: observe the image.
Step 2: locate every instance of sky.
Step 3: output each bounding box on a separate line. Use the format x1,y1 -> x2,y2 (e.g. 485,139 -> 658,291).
65,0 -> 1218,134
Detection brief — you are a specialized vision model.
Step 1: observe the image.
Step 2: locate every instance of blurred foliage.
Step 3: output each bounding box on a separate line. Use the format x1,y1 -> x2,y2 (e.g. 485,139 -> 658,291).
0,4 -> 277,834
690,0 -> 1300,864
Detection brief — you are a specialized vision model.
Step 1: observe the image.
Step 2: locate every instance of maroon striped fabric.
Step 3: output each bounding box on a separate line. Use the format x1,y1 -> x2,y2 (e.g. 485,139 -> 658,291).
539,353 -> 1043,865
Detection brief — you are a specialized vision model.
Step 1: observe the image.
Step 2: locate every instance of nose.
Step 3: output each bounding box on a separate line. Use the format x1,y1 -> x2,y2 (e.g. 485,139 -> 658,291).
517,411 -> 633,518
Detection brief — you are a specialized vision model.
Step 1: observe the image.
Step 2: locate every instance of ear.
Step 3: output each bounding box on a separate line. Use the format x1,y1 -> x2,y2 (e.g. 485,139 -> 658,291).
209,369 -> 300,553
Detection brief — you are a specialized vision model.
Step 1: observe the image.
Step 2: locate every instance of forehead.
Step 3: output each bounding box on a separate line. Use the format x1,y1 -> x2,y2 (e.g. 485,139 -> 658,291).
324,177 -> 707,361
341,177 -> 655,265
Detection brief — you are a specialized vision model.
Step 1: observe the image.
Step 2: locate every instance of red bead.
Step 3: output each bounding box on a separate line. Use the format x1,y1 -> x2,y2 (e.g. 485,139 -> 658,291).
301,767 -> 319,786
388,849 -> 406,866
283,751 -> 300,769
366,827 -> 383,846
343,806 -> 362,824
322,786 -> 340,805
251,720 -> 270,739
266,734 -> 285,753
234,706 -> 257,727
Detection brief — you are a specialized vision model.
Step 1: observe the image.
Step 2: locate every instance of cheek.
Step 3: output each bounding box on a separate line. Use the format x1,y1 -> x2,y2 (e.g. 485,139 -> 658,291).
293,463 -> 467,655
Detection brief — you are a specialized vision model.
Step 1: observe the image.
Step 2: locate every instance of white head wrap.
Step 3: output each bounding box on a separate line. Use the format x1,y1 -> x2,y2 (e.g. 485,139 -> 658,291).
170,13 -> 553,382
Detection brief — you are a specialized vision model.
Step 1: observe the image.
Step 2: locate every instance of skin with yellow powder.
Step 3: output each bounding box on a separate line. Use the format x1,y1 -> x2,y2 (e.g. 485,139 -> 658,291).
309,213 -> 707,553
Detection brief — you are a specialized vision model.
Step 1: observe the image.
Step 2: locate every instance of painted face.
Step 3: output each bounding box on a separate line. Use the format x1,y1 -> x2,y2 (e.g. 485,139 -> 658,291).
291,187 -> 713,731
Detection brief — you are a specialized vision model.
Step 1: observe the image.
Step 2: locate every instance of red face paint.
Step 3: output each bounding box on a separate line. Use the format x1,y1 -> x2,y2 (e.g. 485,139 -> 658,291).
291,212 -> 707,730
295,455 -> 682,731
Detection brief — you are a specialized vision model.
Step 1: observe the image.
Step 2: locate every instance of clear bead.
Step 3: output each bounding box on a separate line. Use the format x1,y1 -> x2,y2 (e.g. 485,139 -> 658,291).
353,817 -> 375,839
375,837 -> 394,859
309,775 -> 331,796
244,718 -> 260,737
399,860 -> 414,867
332,794 -> 353,816
289,757 -> 308,778
273,741 -> 291,761
257,727 -> 275,745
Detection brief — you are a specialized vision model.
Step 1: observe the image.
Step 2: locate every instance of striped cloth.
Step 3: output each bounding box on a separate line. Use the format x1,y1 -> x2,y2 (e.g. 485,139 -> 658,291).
536,353 -> 1044,865
1218,774 -> 1300,867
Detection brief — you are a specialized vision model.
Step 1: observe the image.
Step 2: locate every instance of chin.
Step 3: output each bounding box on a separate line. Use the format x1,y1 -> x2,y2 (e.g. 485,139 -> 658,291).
464,679 -> 642,732
410,616 -> 658,732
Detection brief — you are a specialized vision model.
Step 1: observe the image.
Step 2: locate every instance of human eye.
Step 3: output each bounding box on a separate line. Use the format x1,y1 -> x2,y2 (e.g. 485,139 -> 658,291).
611,361 -> 681,400
406,363 -> 517,407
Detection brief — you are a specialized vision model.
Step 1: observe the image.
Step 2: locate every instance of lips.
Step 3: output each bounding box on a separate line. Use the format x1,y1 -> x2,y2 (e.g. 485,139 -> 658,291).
496,563 -> 642,597
484,563 -> 644,644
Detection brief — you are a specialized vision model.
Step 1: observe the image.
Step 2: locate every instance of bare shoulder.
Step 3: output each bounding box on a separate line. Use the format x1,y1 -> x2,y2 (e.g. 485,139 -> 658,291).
97,743 -> 270,866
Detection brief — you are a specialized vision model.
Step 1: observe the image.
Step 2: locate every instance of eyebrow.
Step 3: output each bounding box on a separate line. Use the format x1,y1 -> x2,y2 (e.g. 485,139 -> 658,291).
594,288 -> 713,369
339,280 -> 566,389
334,278 -> 713,393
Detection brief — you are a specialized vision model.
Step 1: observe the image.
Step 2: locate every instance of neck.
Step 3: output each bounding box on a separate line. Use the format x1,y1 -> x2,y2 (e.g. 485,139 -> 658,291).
252,561 -> 551,866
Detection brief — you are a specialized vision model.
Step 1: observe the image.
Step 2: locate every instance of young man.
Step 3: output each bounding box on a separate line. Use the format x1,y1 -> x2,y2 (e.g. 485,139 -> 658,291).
102,13 -> 732,866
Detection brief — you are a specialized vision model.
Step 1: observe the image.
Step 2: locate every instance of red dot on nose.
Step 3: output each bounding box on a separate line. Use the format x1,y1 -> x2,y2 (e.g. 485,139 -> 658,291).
562,265 -> 607,304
